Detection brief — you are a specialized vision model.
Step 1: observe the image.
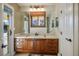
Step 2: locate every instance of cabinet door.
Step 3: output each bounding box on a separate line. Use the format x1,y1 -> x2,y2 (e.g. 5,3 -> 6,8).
23,39 -> 28,51
46,39 -> 58,54
40,39 -> 47,52
23,39 -> 33,52
15,38 -> 24,52
33,40 -> 41,53
27,40 -> 33,50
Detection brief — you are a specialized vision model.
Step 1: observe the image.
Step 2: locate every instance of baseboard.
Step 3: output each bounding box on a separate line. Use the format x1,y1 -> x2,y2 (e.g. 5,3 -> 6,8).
13,51 -> 16,56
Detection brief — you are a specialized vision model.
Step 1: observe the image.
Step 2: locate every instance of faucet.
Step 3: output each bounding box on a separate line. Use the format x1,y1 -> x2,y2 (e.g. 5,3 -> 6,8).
35,32 -> 39,36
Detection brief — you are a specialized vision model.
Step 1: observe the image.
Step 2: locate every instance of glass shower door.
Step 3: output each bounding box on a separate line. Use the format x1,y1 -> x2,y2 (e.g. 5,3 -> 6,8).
3,5 -> 12,55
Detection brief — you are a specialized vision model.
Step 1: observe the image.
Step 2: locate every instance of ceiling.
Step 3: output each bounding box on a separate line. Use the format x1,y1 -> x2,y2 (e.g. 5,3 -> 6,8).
17,3 -> 58,16
17,3 -> 56,7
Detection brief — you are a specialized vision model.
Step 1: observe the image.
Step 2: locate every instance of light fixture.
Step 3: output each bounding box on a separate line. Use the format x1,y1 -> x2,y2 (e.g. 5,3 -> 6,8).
29,5 -> 46,11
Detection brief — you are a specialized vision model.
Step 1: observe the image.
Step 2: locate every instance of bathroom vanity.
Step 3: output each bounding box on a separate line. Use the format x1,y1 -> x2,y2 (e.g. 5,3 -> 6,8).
14,34 -> 59,55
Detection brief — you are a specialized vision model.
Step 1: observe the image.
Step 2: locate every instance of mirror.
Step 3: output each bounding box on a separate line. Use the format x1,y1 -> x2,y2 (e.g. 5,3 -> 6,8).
31,15 -> 45,27
30,12 -> 46,27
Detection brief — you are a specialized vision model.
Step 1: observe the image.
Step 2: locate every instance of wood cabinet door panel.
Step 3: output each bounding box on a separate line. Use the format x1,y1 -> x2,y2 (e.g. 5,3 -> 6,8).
27,40 -> 33,50
33,40 -> 41,52
40,40 -> 47,52
23,39 -> 33,52
46,39 -> 58,54
23,39 -> 28,50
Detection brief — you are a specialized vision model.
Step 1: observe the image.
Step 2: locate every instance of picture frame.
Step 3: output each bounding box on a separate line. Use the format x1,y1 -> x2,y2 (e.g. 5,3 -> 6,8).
52,20 -> 54,28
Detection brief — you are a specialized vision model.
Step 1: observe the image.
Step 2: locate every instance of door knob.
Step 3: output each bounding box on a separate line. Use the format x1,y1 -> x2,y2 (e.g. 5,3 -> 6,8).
66,38 -> 72,42
1,44 -> 8,48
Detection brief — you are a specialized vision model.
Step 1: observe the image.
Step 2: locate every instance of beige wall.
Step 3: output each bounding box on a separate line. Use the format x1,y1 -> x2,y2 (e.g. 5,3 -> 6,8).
9,4 -> 24,34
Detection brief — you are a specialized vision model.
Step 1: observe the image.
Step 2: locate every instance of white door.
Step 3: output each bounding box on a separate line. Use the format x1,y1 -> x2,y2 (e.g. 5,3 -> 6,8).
59,4 -> 74,56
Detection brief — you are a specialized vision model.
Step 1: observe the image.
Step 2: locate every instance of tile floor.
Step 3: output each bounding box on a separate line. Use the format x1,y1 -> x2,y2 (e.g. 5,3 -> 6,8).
15,53 -> 56,56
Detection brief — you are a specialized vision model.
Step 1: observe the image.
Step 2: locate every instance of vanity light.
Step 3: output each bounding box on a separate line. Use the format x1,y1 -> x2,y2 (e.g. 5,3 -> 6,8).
29,8 -> 45,11
29,5 -> 46,11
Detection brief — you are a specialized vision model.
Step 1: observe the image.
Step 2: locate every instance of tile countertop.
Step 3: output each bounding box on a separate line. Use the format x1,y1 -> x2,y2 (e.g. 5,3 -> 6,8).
14,33 -> 58,39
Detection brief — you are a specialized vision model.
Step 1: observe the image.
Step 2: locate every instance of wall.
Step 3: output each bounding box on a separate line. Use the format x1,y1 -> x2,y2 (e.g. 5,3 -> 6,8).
20,5 -> 57,34
30,28 -> 47,34
29,5 -> 56,34
29,11 -> 47,34
9,4 -> 60,35
9,4 -> 24,34
48,5 -> 58,35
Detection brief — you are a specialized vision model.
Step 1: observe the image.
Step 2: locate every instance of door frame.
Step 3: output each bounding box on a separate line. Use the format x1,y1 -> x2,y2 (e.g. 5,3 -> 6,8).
0,3 -> 3,56
73,3 -> 79,56
2,3 -> 14,56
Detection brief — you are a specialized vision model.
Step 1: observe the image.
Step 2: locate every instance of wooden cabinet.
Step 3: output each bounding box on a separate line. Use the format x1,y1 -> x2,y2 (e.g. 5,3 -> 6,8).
46,39 -> 58,54
15,38 -> 58,55
33,39 -> 58,54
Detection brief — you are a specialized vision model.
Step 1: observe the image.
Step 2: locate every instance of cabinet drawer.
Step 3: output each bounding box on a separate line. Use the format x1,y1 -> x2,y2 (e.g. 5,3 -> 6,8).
47,40 -> 58,44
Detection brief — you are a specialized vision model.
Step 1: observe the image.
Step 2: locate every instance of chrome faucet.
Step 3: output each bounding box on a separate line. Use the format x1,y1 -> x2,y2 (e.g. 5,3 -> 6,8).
35,32 -> 39,36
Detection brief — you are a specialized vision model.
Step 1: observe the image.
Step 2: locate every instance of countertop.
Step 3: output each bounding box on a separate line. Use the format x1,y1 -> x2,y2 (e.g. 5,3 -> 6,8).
14,33 -> 58,39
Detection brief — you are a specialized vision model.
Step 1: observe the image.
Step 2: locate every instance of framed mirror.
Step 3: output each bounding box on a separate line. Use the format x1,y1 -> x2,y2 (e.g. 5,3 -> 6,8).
31,15 -> 45,27
30,12 -> 46,27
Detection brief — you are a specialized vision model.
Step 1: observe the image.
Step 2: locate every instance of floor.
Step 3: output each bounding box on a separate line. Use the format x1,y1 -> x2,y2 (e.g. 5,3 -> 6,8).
15,53 -> 56,56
